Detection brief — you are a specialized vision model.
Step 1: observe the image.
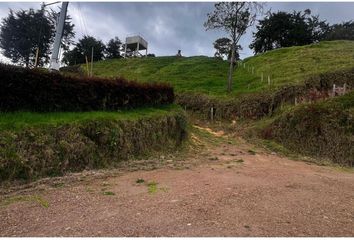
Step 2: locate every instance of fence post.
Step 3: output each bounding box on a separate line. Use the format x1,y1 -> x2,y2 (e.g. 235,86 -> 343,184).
210,107 -> 214,121
332,84 -> 336,96
343,83 -> 347,94
268,75 -> 271,86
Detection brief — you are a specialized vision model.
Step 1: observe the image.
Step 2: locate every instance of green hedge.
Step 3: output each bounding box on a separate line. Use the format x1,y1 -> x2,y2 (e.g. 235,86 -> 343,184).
0,63 -> 174,112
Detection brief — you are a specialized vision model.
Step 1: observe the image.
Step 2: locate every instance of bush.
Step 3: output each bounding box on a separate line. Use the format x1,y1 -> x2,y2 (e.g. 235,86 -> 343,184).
0,64 -> 174,112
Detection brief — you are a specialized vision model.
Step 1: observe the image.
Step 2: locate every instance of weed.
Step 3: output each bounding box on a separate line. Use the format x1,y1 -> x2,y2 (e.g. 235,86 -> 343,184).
248,149 -> 257,155
147,181 -> 158,194
0,195 -> 49,208
103,191 -> 115,196
208,156 -> 218,161
136,178 -> 145,184
52,182 -> 65,188
159,187 -> 169,192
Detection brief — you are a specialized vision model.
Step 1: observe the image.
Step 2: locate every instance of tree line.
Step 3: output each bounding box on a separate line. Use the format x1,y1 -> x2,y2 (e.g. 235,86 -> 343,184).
0,7 -> 131,67
212,8 -> 354,60
206,3 -> 354,92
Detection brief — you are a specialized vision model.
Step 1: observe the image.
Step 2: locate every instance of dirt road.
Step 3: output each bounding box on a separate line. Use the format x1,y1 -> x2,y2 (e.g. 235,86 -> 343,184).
1,129 -> 353,237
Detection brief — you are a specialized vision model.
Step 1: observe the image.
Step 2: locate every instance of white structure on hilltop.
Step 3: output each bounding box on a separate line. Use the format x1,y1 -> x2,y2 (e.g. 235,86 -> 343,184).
124,35 -> 148,58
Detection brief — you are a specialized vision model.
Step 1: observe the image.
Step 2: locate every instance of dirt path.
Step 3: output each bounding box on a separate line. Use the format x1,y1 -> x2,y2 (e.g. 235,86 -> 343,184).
0,129 -> 353,237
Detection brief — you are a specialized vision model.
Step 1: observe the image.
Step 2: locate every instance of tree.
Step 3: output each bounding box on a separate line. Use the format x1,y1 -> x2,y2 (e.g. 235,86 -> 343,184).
48,8 -> 75,52
106,37 -> 122,59
250,10 -> 329,54
204,2 -> 263,92
0,7 -> 75,67
213,37 -> 231,59
62,35 -> 106,66
213,37 -> 242,62
324,21 -> 354,41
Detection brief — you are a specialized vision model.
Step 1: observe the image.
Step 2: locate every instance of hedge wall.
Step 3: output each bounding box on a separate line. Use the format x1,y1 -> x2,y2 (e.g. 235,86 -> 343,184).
0,64 -> 174,112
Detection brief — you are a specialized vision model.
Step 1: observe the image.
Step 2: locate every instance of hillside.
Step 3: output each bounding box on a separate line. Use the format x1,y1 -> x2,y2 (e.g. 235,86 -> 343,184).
261,91 -> 354,166
0,105 -> 187,181
89,40 -> 354,98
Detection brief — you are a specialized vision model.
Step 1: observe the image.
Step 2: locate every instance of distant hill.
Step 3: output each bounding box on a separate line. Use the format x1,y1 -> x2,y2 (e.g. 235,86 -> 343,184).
88,40 -> 354,98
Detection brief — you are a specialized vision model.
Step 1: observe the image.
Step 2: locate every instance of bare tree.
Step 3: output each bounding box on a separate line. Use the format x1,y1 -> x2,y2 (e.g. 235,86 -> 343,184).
204,2 -> 263,92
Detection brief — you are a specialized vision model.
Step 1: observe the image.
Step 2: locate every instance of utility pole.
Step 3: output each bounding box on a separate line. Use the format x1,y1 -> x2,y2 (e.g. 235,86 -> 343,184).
50,2 -> 69,70
35,2 -> 60,68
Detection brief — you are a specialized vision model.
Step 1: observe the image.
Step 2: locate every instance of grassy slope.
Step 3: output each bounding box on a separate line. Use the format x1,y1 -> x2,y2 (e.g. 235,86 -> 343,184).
0,104 -> 181,131
89,40 -> 354,98
246,91 -> 354,166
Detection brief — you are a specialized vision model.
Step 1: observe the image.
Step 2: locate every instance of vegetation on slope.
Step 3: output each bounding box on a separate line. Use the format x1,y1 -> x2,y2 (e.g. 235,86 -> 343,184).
0,105 -> 188,181
261,91 -> 354,167
88,40 -> 354,98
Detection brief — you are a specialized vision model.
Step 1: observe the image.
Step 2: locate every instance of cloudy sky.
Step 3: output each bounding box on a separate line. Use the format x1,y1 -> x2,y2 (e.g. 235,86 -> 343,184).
1,1 -> 354,63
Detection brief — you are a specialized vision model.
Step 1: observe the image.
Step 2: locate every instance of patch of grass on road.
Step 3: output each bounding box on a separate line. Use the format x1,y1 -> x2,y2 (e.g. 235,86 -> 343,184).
0,195 -> 49,208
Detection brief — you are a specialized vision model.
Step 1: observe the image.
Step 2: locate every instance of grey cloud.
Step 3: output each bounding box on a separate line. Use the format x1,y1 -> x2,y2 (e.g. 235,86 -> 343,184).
1,2 -> 354,62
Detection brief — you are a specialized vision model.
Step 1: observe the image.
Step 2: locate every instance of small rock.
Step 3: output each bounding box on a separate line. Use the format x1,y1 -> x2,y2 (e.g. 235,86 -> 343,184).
187,223 -> 192,226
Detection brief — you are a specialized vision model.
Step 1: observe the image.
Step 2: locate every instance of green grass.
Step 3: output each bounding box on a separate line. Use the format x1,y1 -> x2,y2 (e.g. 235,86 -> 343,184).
88,40 -> 354,98
0,104 -> 181,131
147,181 -> 158,194
0,195 -> 49,208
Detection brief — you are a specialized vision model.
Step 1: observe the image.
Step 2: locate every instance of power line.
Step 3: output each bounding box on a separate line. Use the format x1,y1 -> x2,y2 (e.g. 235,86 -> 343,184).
77,2 -> 89,36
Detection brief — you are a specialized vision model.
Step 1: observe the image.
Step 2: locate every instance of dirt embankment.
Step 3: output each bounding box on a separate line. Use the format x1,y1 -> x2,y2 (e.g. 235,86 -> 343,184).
0,110 -> 187,182
261,91 -> 354,167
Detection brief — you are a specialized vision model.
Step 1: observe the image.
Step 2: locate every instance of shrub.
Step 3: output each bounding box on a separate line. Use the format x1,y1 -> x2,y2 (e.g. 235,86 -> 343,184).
0,64 -> 174,112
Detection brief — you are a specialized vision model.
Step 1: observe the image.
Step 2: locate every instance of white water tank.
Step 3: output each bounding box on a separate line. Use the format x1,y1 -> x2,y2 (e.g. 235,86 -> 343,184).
124,35 -> 148,57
